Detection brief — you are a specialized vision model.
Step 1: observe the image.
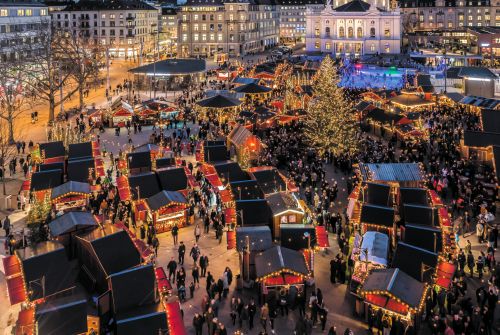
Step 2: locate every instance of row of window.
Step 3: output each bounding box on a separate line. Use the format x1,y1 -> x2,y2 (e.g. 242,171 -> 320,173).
314,27 -> 390,38
313,41 -> 390,53
0,8 -> 47,17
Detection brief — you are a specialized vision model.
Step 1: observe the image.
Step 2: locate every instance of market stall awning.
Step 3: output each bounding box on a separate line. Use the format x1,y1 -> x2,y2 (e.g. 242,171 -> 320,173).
16,308 -> 34,335
255,246 -> 310,280
315,226 -> 329,248
48,211 -> 98,236
165,301 -> 187,335
435,262 -> 456,290
50,181 -> 91,201
361,268 -> 426,312
196,94 -> 242,109
6,271 -> 27,305
155,267 -> 172,294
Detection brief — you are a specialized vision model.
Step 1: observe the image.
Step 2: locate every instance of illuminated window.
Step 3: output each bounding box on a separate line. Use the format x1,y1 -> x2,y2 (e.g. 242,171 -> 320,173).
25,9 -> 32,16
370,27 -> 375,37
370,44 -> 375,51
325,42 -> 331,50
339,27 -> 345,37
17,9 -> 24,16
0,9 -> 7,17
357,27 -> 363,38
384,29 -> 391,37
348,27 -> 353,38
315,41 -> 320,49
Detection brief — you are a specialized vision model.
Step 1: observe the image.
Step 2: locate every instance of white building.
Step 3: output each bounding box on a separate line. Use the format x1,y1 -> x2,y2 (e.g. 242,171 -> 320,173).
305,0 -> 402,55
0,1 -> 50,61
50,0 -> 158,59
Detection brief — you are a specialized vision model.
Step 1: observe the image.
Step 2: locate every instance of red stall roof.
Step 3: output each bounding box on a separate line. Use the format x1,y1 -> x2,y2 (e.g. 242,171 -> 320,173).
315,226 -> 330,248
165,301 -> 187,335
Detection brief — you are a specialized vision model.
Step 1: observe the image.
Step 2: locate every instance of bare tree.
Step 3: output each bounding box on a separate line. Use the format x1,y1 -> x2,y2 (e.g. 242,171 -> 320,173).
20,29 -> 80,123
0,120 -> 18,195
64,33 -> 103,111
0,61 -> 32,144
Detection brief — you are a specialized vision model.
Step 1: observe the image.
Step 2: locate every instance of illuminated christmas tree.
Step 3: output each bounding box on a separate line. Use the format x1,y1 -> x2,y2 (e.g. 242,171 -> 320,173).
305,55 -> 359,157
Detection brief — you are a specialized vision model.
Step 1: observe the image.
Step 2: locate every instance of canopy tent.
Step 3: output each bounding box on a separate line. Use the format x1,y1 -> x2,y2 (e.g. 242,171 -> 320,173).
255,246 -> 310,281
399,187 -> 429,206
358,163 -> 424,184
16,241 -> 77,301
30,169 -> 63,192
39,141 -> 65,159
48,211 -> 97,236
233,82 -> 272,94
234,226 -> 273,252
249,168 -> 287,194
359,231 -> 389,266
67,158 -> 95,183
128,172 -> 161,200
68,142 -> 93,160
35,295 -> 88,335
230,180 -> 264,200
360,204 -> 395,227
280,224 -> 316,250
404,224 -> 443,253
392,242 -> 438,282
50,181 -> 91,201
361,268 -> 426,317
146,190 -> 187,211
364,182 -> 391,207
213,161 -> 250,183
108,264 -> 157,314
235,199 -> 272,227
156,167 -> 189,191
196,94 -> 242,109
402,204 -> 439,227
76,226 -> 141,292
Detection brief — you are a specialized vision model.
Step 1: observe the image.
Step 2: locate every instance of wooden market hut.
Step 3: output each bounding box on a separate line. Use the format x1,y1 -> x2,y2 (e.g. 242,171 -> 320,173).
357,163 -> 425,188
254,246 -> 311,291
392,242 -> 438,283
127,151 -> 153,175
359,204 -> 395,237
390,93 -> 435,112
230,180 -> 264,201
30,169 -> 64,201
213,160 -> 251,183
235,199 -> 272,227
38,141 -> 65,164
248,167 -> 290,195
227,124 -> 262,163
359,268 -> 427,324
67,157 -> 96,183
145,190 -> 189,233
266,192 -> 304,238
68,142 -> 93,160
76,225 -> 142,293
156,166 -> 189,191
49,211 -> 97,239
128,172 -> 161,200
279,224 -> 315,250
35,294 -> 88,335
16,241 -> 78,302
50,181 -> 91,212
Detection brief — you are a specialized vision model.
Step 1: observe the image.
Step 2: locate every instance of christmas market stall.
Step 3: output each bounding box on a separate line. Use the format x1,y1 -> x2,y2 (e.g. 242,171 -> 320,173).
76,225 -> 142,293
67,157 -> 97,183
266,192 -> 305,238
16,241 -> 78,302
235,199 -> 272,227
230,180 -> 265,201
254,246 -> 312,294
350,231 -> 390,293
126,151 -> 153,175
68,142 -> 93,160
357,163 -> 425,188
359,203 -> 395,240
29,169 -> 63,201
392,242 -> 438,283
196,94 -> 243,122
227,124 -> 263,166
359,268 -> 428,326
2,255 -> 27,305
37,141 -> 65,164
50,181 -> 91,212
145,190 -> 189,233
111,107 -> 133,127
248,166 -> 298,194
279,224 -> 316,250
213,160 -> 251,183
389,92 -> 435,112
48,211 -> 98,249
35,294 -> 88,335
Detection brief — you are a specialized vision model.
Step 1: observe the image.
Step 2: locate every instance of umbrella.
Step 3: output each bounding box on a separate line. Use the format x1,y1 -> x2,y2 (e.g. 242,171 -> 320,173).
196,94 -> 242,109
234,83 -> 272,94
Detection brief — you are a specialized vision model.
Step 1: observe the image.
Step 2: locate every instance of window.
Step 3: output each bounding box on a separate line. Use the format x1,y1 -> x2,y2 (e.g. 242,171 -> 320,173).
194,24 -> 199,31
357,27 -> 363,38
101,14 -> 106,19
210,33 -> 215,40
370,27 -> 376,37
347,27 -> 353,38
218,14 -> 222,20
17,9 -> 24,16
194,14 -> 199,20
339,27 -> 345,38
218,33 -> 223,41
182,33 -> 187,41
25,9 -> 32,16
384,29 -> 391,37
384,44 -> 390,53
202,34 -> 207,41
194,34 -> 199,41
315,28 -> 320,37
0,9 -> 7,17
325,27 -> 330,36
40,9 -> 47,16
325,42 -> 331,50
370,44 -> 375,51
202,24 -> 207,30
315,41 -> 320,49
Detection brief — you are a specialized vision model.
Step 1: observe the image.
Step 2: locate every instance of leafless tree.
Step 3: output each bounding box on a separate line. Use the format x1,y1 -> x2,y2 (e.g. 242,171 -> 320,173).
0,60 -> 34,144
0,120 -> 18,195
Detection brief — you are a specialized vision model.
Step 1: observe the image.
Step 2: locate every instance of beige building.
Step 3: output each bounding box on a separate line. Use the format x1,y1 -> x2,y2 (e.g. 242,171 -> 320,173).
50,0 -> 158,59
159,6 -> 178,55
399,0 -> 498,32
177,0 -> 279,58
278,0 -> 323,42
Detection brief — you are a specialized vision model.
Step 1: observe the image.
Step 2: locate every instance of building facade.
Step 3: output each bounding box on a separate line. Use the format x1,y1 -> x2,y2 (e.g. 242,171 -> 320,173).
177,0 -> 279,58
305,0 -> 402,55
399,0 -> 498,32
278,0 -> 323,43
0,1 -> 50,61
159,5 -> 178,55
50,0 -> 158,59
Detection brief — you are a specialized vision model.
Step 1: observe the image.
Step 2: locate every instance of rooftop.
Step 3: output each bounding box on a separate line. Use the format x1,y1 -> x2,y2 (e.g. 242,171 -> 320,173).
64,0 -> 157,11
129,59 -> 206,76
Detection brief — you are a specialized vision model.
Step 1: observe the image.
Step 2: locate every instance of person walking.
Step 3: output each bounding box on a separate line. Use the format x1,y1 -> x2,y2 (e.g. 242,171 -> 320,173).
248,298 -> 257,330
178,241 -> 186,265
260,303 -> 269,332
467,251 -> 475,278
3,215 -> 11,237
200,254 -> 209,277
167,257 -> 177,282
190,243 -> 200,265
194,223 -> 201,242
193,313 -> 204,335
172,224 -> 179,245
